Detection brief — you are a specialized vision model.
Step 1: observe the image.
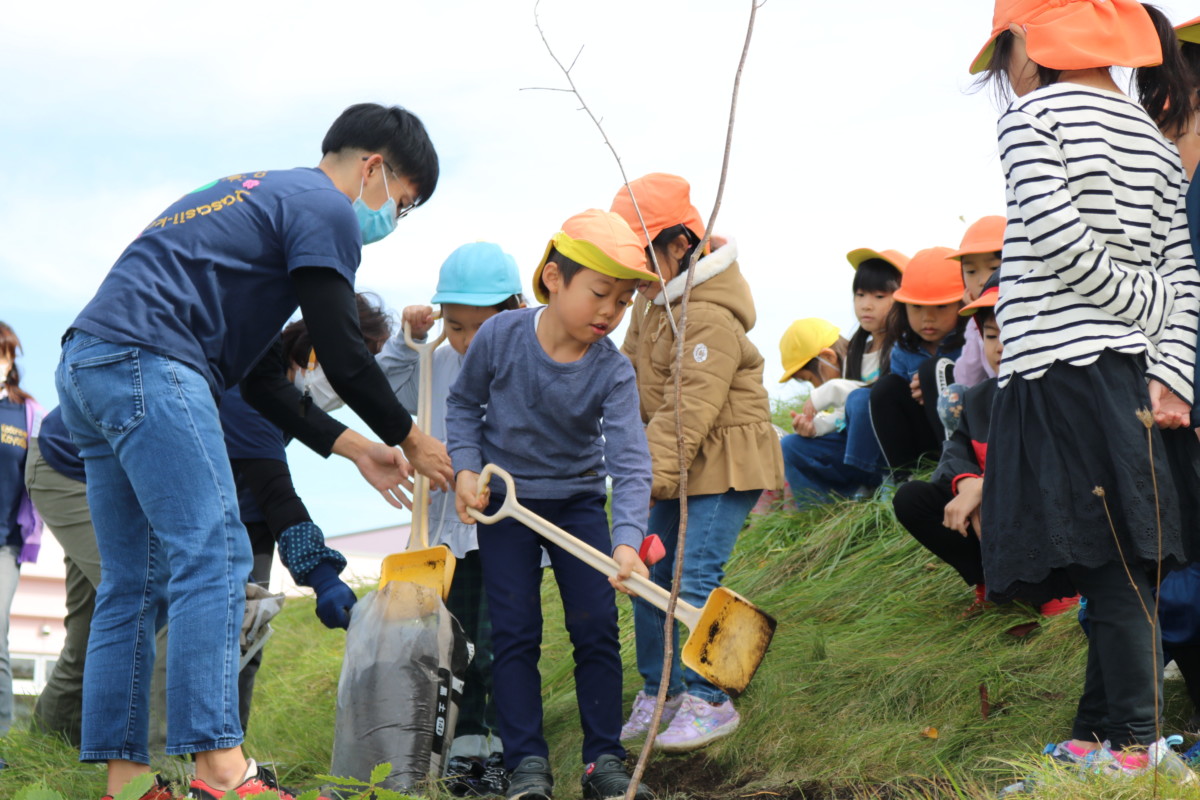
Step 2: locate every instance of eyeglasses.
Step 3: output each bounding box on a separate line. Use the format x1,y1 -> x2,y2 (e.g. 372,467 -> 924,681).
363,155 -> 417,219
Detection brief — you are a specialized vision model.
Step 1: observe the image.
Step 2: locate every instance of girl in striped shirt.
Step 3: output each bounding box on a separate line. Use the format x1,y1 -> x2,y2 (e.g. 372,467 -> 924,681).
973,0 -> 1200,780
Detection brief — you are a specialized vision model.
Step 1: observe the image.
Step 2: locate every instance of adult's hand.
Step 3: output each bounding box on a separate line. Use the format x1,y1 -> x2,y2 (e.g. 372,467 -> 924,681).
401,426 -> 454,491
1149,379 -> 1190,430
332,429 -> 414,509
308,562 -> 357,630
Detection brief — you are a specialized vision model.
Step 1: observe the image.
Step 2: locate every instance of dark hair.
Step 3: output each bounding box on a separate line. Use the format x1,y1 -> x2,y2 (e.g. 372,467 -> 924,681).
845,259 -> 903,381
537,248 -> 588,300
649,224 -> 702,278
973,306 -> 997,331
975,30 -> 1063,103
322,103 -> 439,205
1136,5 -> 1195,138
0,322 -> 32,405
492,294 -> 524,312
282,292 -> 393,368
881,301 -> 967,375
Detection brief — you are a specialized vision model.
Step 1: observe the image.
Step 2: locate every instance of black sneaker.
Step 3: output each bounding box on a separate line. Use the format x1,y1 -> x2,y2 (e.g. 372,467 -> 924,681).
446,755 -> 486,796
581,754 -> 652,800
480,751 -> 510,796
506,756 -> 553,800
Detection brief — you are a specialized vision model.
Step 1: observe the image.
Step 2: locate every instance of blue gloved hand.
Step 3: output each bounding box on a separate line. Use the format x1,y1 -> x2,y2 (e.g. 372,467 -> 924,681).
307,562 -> 357,630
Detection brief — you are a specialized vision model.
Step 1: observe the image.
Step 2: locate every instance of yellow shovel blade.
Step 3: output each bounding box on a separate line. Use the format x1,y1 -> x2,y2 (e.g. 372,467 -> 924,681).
680,586 -> 776,698
379,545 -> 457,602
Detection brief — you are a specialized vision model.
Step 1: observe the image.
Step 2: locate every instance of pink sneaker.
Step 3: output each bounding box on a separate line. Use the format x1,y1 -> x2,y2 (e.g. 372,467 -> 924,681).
620,690 -> 682,741
654,693 -> 740,753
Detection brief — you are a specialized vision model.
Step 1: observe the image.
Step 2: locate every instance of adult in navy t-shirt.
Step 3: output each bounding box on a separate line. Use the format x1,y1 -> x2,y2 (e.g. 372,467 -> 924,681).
55,103 -> 453,786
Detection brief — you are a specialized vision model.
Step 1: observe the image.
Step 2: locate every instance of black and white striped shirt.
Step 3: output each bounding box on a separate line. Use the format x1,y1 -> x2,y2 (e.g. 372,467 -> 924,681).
996,83 -> 1200,403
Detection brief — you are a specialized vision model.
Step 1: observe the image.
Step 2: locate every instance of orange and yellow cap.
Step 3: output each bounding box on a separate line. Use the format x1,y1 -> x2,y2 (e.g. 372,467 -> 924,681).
892,247 -> 965,306
531,209 -> 654,304
969,0 -> 1161,75
1176,15 -> 1200,45
846,248 -> 910,272
610,173 -> 706,248
949,216 -> 1006,260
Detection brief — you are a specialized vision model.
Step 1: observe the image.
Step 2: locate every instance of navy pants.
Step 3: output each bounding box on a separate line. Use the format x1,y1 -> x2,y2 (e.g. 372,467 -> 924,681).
477,492 -> 625,769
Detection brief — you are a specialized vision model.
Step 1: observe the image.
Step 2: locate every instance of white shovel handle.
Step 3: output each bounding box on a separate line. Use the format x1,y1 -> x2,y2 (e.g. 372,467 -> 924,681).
404,318 -> 448,551
467,464 -> 701,629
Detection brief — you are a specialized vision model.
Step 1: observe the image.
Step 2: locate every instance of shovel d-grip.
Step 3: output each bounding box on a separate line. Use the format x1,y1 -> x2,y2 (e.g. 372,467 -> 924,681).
467,463 -> 776,697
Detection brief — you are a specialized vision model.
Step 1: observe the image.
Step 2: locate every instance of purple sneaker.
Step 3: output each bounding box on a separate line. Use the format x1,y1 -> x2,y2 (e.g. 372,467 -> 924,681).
620,690 -> 682,741
654,693 -> 740,753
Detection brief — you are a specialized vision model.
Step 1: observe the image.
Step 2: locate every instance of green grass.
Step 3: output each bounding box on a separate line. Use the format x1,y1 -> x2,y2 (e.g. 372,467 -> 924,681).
4,491 -> 1199,799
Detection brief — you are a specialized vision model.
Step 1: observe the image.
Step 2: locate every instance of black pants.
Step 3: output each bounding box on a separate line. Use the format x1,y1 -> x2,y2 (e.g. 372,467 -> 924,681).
1069,561 -> 1162,748
445,549 -> 499,742
893,480 -> 983,587
870,358 -> 953,473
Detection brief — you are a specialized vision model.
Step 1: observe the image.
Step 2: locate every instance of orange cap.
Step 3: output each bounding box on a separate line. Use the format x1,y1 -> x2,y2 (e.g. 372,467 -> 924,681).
892,247 -> 965,306
531,209 -> 654,304
961,273 -> 1001,316
969,0 -> 1162,74
1177,15 -> 1200,45
948,216 -> 1006,260
610,173 -> 706,248
846,248 -> 910,272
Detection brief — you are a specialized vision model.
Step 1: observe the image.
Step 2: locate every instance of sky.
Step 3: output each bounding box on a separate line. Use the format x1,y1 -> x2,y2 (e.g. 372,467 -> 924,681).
2,0 -> 1193,536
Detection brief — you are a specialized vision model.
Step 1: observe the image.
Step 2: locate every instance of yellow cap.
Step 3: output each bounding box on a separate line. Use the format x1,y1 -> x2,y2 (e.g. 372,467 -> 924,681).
531,209 -> 654,304
779,318 -> 840,383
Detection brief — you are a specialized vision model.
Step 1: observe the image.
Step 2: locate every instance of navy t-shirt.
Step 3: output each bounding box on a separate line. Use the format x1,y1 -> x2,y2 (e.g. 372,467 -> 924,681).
70,167 -> 362,396
220,385 -> 288,524
0,400 -> 28,548
36,407 -> 86,484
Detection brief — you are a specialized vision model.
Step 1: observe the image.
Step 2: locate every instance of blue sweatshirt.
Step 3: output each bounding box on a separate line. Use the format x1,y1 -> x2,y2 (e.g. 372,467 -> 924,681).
445,307 -> 652,551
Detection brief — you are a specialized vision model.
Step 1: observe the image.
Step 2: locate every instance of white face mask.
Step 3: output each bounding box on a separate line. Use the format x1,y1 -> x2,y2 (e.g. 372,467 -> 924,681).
292,361 -> 345,412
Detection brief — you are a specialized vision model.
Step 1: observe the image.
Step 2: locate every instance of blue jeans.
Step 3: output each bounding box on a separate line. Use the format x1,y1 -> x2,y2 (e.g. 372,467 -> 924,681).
781,432 -> 881,510
0,544 -> 19,736
842,387 -> 885,473
57,333 -> 251,763
634,489 -> 760,705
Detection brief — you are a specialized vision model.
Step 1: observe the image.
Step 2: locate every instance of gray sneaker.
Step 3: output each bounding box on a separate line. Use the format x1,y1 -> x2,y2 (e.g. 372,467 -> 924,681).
507,756 -> 553,800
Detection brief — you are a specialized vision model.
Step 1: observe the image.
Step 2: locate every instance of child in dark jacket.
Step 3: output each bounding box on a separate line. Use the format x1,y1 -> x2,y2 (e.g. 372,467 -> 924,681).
892,274 -> 1079,624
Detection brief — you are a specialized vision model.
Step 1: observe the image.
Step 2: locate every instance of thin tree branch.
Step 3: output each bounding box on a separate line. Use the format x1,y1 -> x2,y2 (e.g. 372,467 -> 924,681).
627,1 -> 761,797
528,0 -> 677,328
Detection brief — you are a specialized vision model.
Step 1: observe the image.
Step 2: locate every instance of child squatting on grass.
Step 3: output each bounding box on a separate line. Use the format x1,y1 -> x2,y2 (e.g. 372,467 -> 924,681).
973,0 -> 1200,782
376,241 -> 526,797
446,210 -> 657,800
868,248 -> 967,480
890,274 -> 1079,633
779,249 -> 904,508
609,173 -> 783,752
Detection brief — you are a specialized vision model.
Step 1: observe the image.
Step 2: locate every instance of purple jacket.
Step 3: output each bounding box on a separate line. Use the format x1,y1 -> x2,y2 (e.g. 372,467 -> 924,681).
15,398 -> 44,565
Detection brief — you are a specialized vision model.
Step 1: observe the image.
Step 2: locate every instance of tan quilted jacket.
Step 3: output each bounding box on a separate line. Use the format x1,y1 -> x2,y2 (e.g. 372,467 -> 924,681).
620,241 -> 784,500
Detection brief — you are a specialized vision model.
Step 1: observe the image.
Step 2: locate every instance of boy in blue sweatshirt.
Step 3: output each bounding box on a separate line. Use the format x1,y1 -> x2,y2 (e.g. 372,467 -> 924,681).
446,209 -> 656,800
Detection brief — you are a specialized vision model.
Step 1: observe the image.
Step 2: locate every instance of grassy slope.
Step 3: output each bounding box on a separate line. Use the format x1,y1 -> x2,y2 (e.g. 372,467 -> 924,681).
4,491 -> 1198,799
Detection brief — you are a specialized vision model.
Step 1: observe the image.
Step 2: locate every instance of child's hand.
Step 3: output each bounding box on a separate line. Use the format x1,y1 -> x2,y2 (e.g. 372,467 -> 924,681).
910,375 -> 924,405
790,410 -> 815,438
1149,379 -> 1190,429
943,477 -> 983,537
610,544 -> 649,596
454,470 -> 490,524
402,305 -> 436,340
802,398 -> 816,418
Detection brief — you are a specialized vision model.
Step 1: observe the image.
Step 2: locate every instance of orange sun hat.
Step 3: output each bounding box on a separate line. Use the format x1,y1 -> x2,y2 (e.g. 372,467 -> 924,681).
948,216 -> 1006,260
969,0 -> 1162,74
1177,15 -> 1200,45
610,173 -> 706,248
531,209 -> 654,304
845,248 -> 910,272
891,247 -> 965,306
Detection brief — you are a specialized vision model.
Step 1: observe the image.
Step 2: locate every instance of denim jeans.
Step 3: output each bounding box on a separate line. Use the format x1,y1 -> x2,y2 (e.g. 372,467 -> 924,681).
842,387 -> 886,473
0,544 -> 19,736
781,432 -> 881,510
57,332 -> 252,763
634,489 -> 761,705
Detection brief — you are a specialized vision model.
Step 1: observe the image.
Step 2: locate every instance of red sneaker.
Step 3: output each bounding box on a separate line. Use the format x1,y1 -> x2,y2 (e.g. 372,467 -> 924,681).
961,584 -> 993,619
188,761 -> 328,800
101,774 -> 177,800
1040,594 -> 1081,617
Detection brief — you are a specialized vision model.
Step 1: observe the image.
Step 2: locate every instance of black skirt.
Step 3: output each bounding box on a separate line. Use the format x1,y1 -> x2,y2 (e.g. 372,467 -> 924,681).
981,350 -> 1200,601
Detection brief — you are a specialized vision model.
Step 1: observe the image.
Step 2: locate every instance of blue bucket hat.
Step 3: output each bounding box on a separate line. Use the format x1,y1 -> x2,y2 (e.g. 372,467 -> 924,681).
431,242 -> 522,306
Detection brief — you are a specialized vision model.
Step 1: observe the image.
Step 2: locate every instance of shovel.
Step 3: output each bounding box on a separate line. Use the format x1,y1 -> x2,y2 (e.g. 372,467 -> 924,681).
466,463 -> 775,697
379,318 -> 457,601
